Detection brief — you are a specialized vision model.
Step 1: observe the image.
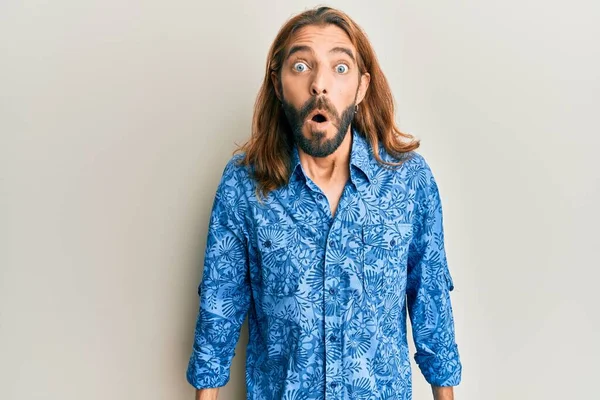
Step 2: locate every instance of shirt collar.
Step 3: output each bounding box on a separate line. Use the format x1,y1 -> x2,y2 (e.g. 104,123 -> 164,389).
349,127 -> 375,184
289,127 -> 375,184
290,142 -> 302,181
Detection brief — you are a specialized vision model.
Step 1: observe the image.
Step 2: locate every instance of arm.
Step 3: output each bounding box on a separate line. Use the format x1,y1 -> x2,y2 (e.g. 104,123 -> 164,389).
406,157 -> 462,392
195,388 -> 219,400
432,385 -> 454,400
186,159 -> 251,391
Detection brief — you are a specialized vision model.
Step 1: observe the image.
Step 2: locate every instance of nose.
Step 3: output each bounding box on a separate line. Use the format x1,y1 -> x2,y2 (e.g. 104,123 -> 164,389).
310,67 -> 328,96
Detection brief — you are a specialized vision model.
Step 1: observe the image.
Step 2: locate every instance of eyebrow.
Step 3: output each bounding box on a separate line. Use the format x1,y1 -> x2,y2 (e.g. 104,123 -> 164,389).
286,45 -> 356,63
330,47 -> 356,63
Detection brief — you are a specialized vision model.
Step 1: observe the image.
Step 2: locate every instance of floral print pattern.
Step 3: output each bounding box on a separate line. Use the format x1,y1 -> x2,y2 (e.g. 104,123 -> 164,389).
186,128 -> 462,399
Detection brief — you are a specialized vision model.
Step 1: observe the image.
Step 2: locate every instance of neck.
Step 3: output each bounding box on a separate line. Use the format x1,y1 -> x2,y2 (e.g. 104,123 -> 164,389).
297,128 -> 352,186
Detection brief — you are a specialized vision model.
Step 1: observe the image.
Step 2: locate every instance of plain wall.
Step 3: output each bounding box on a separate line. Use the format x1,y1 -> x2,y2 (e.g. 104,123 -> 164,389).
1,1 -> 599,399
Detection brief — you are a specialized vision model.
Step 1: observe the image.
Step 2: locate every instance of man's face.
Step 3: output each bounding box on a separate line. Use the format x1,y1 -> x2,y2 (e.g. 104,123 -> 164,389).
273,24 -> 370,158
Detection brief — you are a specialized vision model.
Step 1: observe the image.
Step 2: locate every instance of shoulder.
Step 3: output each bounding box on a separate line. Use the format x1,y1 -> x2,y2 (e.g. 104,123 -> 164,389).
215,153 -> 254,204
377,148 -> 440,199
377,145 -> 435,181
221,153 -> 248,178
405,152 -> 444,213
219,152 -> 255,187
403,151 -> 434,177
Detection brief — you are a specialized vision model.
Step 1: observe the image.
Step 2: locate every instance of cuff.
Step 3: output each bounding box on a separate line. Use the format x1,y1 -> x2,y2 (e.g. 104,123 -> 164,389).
186,345 -> 232,389
415,342 -> 462,386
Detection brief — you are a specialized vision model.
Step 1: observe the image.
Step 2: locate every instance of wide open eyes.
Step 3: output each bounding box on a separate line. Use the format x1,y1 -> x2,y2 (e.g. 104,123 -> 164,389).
291,62 -> 349,74
335,63 -> 349,74
293,62 -> 308,72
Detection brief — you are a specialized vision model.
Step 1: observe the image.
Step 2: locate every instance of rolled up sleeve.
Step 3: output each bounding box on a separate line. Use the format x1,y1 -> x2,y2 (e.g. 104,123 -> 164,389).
406,158 -> 462,387
186,160 -> 251,389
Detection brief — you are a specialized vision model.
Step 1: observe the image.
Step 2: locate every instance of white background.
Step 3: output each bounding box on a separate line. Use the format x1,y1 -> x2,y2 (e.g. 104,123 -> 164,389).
1,1 -> 599,399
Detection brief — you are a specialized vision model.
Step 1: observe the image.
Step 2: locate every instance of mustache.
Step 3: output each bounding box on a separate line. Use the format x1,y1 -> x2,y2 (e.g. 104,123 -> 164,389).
297,96 -> 340,123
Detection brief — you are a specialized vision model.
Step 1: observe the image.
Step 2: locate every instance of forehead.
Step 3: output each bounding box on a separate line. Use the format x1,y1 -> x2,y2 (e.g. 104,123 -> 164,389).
286,24 -> 355,54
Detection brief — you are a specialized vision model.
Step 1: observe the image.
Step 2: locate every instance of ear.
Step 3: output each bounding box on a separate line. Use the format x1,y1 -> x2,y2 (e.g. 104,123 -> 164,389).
271,71 -> 282,102
356,72 -> 370,105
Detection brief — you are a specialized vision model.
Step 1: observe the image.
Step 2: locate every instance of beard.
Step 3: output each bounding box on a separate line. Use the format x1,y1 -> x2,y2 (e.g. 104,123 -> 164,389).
281,92 -> 357,158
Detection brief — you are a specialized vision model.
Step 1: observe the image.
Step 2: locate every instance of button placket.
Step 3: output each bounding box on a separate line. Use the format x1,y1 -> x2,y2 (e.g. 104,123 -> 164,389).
324,233 -> 342,399
322,185 -> 358,400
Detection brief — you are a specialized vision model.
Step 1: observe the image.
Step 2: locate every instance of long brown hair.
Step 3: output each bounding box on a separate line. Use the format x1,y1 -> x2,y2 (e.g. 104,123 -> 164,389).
236,6 -> 420,197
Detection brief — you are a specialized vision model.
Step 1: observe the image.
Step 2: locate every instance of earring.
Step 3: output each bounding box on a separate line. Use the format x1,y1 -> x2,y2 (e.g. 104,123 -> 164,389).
355,104 -> 359,114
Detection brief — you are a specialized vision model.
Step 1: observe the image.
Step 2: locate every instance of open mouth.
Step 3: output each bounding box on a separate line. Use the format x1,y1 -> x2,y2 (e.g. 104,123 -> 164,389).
308,110 -> 329,124
312,113 -> 327,123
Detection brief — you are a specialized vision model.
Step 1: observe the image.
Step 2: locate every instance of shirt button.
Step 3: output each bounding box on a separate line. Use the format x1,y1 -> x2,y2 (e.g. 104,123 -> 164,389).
330,335 -> 337,342
317,194 -> 324,201
390,239 -> 396,246
330,381 -> 338,388
329,239 -> 335,247
329,287 -> 336,295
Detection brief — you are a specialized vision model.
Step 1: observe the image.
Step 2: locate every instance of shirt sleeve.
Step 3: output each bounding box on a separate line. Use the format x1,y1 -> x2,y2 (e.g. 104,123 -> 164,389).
406,156 -> 462,387
186,158 -> 251,389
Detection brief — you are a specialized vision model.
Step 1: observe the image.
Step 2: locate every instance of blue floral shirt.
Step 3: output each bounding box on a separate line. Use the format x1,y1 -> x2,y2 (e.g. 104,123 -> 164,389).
186,128 -> 462,399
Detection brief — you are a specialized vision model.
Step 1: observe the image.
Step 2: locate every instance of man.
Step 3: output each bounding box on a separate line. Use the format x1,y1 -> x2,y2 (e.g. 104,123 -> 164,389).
186,6 -> 462,400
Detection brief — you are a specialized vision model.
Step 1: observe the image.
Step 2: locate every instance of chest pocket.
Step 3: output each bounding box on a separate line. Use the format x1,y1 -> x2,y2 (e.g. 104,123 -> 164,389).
362,222 -> 413,302
256,226 -> 299,297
